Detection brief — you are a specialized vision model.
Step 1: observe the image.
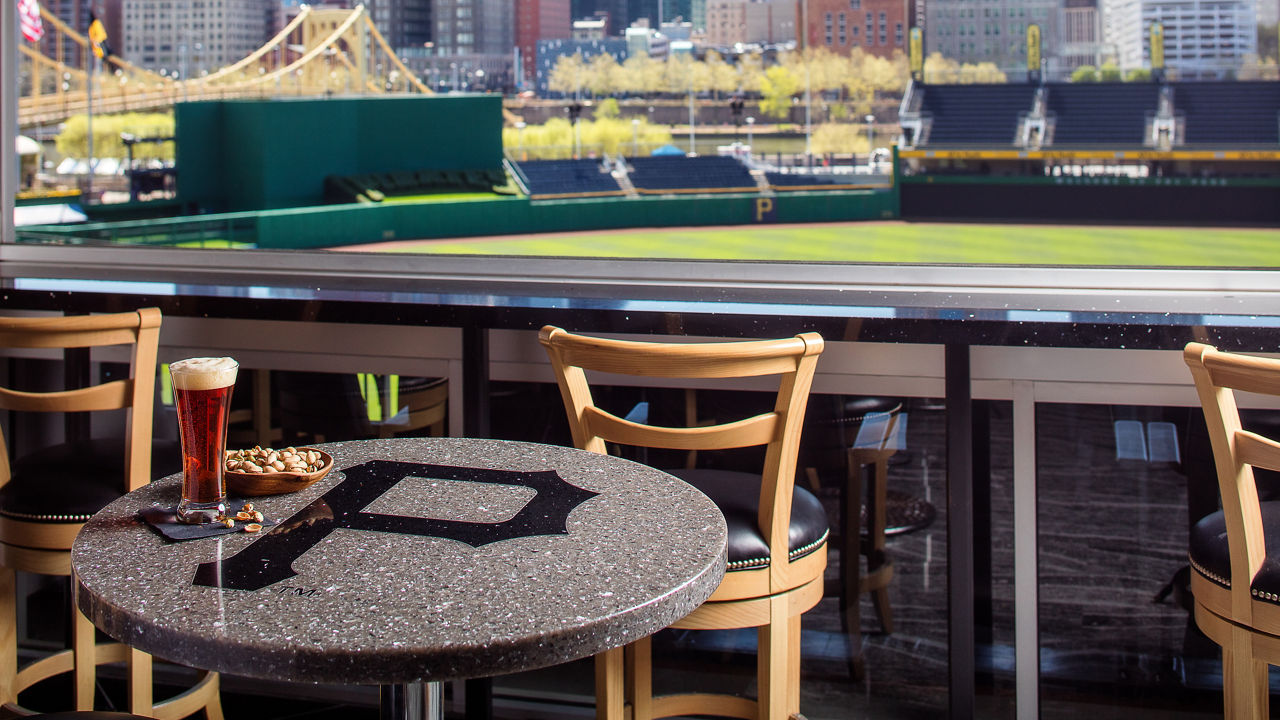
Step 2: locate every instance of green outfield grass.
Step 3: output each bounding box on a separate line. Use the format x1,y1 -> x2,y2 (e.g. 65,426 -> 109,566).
372,221 -> 1280,267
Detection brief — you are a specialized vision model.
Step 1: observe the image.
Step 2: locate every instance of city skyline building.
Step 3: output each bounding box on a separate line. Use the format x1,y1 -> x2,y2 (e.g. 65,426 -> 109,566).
517,0 -> 572,89
924,0 -> 1059,75
1062,0 -> 1103,70
1102,0 -> 1257,79
121,0 -> 267,77
705,0 -> 796,47
365,0 -> 433,53
803,0 -> 908,57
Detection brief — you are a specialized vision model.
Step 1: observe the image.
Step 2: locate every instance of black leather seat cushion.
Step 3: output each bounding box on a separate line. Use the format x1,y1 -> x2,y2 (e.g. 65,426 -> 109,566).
669,468 -> 829,572
1190,500 -> 1280,605
0,438 -> 181,523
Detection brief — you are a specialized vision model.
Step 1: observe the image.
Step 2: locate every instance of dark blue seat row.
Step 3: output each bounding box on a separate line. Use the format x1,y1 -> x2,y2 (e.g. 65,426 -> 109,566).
628,156 -> 756,192
1046,82 -> 1160,146
1173,81 -> 1280,146
516,159 -> 623,197
920,83 -> 1038,146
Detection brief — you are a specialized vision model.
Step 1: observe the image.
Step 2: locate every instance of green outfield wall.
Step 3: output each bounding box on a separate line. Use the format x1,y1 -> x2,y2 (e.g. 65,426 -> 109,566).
175,96 -> 504,213
22,189 -> 898,249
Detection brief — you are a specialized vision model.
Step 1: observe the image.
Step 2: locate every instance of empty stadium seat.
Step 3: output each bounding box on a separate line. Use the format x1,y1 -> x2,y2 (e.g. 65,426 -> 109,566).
627,156 -> 756,193
1046,82 -> 1160,147
918,83 -> 1038,146
515,159 -> 624,198
1174,81 -> 1280,146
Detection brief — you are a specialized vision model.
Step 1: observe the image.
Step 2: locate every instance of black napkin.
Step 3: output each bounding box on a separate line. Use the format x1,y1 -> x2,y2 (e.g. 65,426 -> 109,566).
139,502 -> 278,542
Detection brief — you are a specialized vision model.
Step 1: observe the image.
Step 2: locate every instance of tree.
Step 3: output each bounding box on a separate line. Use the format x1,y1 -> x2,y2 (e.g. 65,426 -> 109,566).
595,97 -> 620,119
736,52 -> 765,93
1098,61 -> 1122,81
548,52 -> 588,98
617,53 -> 663,96
585,53 -> 620,97
923,52 -> 960,84
811,122 -> 870,155
57,112 -> 174,160
758,64 -> 799,119
957,62 -> 1007,83
705,51 -> 739,99
1124,68 -> 1151,82
1071,64 -> 1098,82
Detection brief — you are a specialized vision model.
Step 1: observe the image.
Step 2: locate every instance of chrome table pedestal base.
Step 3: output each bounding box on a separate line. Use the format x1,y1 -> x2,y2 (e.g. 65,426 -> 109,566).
381,681 -> 443,720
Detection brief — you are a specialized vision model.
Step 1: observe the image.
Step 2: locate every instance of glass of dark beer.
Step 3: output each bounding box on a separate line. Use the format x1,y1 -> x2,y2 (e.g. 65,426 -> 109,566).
171,357 -> 239,524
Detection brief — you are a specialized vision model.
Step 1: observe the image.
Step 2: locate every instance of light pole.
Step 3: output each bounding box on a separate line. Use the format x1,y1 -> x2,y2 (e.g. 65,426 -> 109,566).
688,81 -> 696,156
865,114 -> 874,167
631,118 -> 640,156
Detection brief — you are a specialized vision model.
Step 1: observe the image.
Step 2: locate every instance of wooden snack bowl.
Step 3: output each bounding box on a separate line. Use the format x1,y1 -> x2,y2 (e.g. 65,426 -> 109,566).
225,449 -> 334,497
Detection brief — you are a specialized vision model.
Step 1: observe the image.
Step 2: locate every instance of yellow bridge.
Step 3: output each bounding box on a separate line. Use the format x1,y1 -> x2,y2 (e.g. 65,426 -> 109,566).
17,4 -> 434,129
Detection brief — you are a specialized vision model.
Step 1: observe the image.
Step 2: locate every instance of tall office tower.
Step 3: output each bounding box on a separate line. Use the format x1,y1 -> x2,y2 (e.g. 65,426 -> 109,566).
705,0 -> 796,46
517,0 -> 570,89
433,0 -> 512,55
122,0 -> 267,76
1102,0 -> 1257,79
801,0 -> 907,57
1260,0 -> 1277,25
365,0 -> 433,51
1062,0 -> 1103,71
924,0 -> 1060,75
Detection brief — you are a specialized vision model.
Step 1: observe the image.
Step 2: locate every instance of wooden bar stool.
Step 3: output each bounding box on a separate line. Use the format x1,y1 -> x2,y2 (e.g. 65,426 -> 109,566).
33,707 -> 152,712
541,327 -> 827,720
0,310 -> 222,718
1184,342 -> 1280,719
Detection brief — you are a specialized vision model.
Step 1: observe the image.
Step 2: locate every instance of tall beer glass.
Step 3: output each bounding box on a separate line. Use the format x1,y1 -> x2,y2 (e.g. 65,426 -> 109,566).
171,357 -> 238,524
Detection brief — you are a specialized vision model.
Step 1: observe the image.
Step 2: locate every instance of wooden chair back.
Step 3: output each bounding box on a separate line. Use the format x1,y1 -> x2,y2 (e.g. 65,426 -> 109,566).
0,309 -> 162,493
540,326 -> 824,590
1184,342 -> 1280,623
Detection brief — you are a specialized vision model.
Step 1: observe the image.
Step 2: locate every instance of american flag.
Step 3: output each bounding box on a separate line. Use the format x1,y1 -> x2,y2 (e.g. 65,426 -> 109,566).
19,0 -> 45,42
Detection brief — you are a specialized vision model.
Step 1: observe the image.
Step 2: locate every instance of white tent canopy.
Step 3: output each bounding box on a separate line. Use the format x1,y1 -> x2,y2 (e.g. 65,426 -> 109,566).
15,135 -> 40,155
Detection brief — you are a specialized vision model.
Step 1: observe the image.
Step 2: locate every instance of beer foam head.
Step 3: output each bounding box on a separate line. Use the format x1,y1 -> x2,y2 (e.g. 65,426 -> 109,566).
170,357 -> 239,390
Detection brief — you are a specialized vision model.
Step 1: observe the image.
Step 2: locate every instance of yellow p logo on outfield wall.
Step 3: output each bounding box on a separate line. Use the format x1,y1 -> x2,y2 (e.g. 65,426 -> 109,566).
755,197 -> 775,222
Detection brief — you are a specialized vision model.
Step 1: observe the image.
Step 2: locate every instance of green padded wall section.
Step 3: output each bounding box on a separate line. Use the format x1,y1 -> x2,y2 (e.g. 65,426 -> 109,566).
23,189 -> 898,248
175,96 -> 503,212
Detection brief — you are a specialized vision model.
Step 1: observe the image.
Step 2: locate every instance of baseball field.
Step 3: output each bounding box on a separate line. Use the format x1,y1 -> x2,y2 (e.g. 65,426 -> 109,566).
357,221 -> 1280,267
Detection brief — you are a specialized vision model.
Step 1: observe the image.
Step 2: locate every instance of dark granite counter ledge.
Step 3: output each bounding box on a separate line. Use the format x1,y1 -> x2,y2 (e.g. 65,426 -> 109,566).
3,246 -> 1279,351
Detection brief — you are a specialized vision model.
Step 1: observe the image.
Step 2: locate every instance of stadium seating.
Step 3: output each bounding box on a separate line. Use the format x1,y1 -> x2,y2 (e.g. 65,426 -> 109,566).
1046,82 -> 1160,146
918,83 -> 1038,146
765,172 -> 866,191
515,159 -> 624,198
627,156 -> 757,193
1174,81 -> 1280,146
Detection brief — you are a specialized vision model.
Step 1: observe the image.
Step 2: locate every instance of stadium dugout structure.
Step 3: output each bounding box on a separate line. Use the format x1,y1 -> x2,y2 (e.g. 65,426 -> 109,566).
897,80 -> 1280,224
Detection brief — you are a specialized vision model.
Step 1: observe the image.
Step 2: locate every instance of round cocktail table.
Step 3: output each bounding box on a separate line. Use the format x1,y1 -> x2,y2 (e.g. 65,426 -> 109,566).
72,438 -> 727,720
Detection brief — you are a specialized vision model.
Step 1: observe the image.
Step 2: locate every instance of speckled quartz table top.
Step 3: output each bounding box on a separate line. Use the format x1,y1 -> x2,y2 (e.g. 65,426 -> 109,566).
72,438 -> 727,685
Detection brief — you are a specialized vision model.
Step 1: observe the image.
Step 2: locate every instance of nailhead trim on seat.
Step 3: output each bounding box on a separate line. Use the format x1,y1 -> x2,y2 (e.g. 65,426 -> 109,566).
0,510 -> 91,522
726,530 -> 830,572
1189,554 -> 1230,588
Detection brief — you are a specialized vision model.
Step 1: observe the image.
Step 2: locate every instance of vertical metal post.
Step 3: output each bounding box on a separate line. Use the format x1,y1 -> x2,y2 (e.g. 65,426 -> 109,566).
1013,381 -> 1040,720
381,681 -> 443,720
461,327 -> 492,720
462,327 -> 490,439
945,343 -> 974,720
2,0 -> 18,245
